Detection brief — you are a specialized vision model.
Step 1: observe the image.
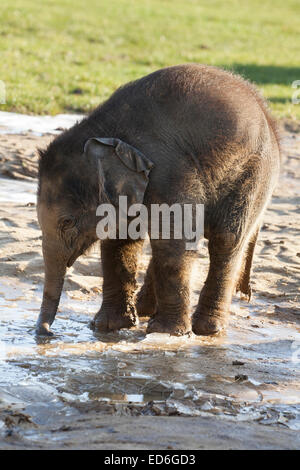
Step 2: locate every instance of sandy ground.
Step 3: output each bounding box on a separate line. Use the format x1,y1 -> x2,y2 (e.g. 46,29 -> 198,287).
0,122 -> 299,449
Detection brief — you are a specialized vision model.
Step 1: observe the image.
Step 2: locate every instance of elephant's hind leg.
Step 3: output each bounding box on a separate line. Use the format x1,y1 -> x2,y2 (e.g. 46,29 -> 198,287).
193,153 -> 273,336
236,227 -> 259,301
136,259 -> 157,317
90,238 -> 144,332
192,232 -> 246,336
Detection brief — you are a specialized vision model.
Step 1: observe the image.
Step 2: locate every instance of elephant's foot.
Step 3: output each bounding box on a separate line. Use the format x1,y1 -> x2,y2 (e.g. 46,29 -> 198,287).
192,310 -> 228,336
236,276 -> 252,301
89,305 -> 139,332
146,313 -> 191,336
35,322 -> 54,337
136,289 -> 157,317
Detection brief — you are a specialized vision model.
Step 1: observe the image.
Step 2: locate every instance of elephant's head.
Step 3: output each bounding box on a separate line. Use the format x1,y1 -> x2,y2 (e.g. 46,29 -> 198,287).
36,134 -> 153,336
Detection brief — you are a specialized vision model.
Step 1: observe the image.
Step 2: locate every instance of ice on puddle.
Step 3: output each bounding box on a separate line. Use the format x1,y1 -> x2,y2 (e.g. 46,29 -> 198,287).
59,391 -> 89,403
201,401 -> 214,411
166,400 -> 201,416
125,394 -> 144,403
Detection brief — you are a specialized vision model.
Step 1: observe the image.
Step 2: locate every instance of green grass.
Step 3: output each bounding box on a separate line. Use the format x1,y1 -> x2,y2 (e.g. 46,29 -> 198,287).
1,0 -> 300,118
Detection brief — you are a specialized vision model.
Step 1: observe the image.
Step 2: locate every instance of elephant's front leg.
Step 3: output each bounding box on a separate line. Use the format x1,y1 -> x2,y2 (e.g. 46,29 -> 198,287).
192,232 -> 244,335
147,240 -> 195,336
90,238 -> 144,332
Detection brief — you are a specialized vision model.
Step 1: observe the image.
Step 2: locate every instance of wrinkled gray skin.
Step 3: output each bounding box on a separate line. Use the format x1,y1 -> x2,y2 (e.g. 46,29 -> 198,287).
36,64 -> 280,337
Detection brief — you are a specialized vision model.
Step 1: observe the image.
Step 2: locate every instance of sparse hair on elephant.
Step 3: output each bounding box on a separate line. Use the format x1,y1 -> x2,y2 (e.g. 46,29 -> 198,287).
36,64 -> 281,338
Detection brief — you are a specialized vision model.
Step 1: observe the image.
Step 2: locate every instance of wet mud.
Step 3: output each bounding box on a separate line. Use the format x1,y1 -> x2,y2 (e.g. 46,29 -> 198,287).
0,116 -> 299,449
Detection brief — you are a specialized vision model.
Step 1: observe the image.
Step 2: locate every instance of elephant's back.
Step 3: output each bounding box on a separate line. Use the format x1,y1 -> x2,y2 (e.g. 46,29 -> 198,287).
95,64 -> 279,162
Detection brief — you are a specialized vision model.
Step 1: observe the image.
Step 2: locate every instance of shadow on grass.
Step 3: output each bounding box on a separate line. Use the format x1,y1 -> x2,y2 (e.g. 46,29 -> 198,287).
223,64 -> 300,86
268,97 -> 292,103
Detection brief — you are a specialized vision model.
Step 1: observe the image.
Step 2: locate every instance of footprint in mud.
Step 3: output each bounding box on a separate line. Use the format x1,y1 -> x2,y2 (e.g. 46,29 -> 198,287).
0,234 -> 19,245
24,257 -> 44,275
27,221 -> 39,230
260,240 -> 274,254
72,259 -> 102,277
277,245 -> 300,266
1,251 -> 40,262
274,305 -> 300,319
0,218 -> 19,228
64,277 -> 91,293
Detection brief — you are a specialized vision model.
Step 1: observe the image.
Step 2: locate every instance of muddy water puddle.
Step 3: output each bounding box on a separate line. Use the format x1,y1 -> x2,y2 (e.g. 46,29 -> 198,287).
0,277 -> 299,438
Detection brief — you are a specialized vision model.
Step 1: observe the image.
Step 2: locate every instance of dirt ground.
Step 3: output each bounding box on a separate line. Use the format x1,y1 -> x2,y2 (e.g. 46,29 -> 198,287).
0,121 -> 299,449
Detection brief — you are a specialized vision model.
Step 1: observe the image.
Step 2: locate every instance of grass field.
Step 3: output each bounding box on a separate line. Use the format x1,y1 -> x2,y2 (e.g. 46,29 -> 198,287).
1,0 -> 300,118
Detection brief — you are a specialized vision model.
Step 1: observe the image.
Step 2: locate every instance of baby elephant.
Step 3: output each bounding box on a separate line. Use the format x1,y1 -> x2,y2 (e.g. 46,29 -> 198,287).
36,64 -> 280,337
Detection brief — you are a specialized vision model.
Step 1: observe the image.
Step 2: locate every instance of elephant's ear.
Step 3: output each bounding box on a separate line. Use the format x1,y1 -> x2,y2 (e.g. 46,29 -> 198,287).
84,137 -> 154,206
